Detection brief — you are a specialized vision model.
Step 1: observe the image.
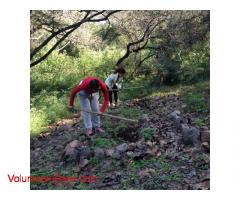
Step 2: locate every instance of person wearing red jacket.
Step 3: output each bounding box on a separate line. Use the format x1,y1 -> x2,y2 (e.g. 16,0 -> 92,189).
69,77 -> 109,136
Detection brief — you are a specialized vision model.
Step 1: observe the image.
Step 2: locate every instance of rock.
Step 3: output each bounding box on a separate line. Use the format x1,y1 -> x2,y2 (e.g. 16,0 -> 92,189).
58,124 -> 71,132
136,141 -> 147,150
105,149 -> 115,157
131,150 -> 145,159
115,143 -> 128,153
61,140 -> 81,163
138,168 -> 156,178
159,140 -> 168,147
102,160 -> 113,169
94,148 -> 105,159
61,148 -> 79,163
105,149 -> 121,159
61,142 -> 94,164
192,180 -> 210,190
126,151 -> 134,158
79,159 -> 89,168
170,110 -> 181,118
170,110 -> 182,130
115,172 -> 122,177
141,114 -> 150,122
187,170 -> 197,178
146,141 -> 153,147
128,143 -> 136,151
146,147 -> 159,156
181,123 -> 188,133
201,129 -> 210,143
134,151 -> 143,159
79,146 -> 94,159
112,150 -> 121,159
201,142 -> 210,152
138,170 -> 151,178
181,124 -> 200,145
102,176 -> 114,183
69,140 -> 81,148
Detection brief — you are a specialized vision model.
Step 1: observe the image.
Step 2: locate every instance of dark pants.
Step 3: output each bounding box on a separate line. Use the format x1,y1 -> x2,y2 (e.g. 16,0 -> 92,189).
109,84 -> 118,104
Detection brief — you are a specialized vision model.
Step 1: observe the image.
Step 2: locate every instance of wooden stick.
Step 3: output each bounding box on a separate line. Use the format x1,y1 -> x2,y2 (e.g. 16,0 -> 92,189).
109,86 -> 145,92
76,109 -> 138,123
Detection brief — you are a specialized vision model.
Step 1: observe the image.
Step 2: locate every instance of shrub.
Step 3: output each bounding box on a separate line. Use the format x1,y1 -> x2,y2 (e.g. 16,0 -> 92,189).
140,127 -> 157,140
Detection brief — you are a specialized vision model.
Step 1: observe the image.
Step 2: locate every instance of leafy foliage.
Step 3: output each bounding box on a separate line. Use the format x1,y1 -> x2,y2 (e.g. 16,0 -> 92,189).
140,127 -> 157,140
30,10 -> 210,136
180,35 -> 210,83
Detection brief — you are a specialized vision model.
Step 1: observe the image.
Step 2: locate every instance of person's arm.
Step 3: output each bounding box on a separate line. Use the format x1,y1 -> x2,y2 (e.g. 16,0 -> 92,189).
116,78 -> 123,89
69,84 -> 83,107
99,81 -> 109,113
106,74 -> 116,89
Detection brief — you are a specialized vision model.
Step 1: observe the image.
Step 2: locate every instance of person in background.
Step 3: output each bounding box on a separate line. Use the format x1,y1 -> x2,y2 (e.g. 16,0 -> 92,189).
69,77 -> 109,137
105,66 -> 126,107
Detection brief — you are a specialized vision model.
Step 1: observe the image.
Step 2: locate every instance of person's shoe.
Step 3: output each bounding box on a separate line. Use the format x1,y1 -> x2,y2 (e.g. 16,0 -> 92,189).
95,127 -> 105,134
86,128 -> 94,137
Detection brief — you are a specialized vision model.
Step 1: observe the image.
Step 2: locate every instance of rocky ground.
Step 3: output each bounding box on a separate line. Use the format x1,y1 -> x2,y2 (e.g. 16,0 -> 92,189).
30,92 -> 210,190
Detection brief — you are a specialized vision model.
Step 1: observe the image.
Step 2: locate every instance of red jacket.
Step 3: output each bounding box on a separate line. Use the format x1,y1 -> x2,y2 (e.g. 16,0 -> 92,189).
69,77 -> 109,112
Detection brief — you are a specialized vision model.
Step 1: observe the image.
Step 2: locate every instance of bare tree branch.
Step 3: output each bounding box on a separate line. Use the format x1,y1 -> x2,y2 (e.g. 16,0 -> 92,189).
56,41 -> 71,51
30,10 -> 120,67
30,28 -> 76,67
116,18 -> 159,66
30,11 -> 90,60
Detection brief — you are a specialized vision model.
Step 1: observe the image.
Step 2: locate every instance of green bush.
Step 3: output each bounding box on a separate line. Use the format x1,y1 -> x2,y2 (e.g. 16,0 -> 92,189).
180,36 -> 210,83
93,138 -> 114,148
182,81 -> 210,113
183,92 -> 209,113
140,127 -> 157,140
30,108 -> 49,136
30,90 -> 72,136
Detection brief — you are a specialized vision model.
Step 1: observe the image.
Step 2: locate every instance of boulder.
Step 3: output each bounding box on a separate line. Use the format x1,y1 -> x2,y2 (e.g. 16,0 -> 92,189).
128,143 -> 137,151
61,140 -> 81,163
111,150 -> 121,159
105,149 -> 115,157
170,110 -> 182,130
181,124 -> 200,145
105,149 -> 121,159
126,151 -> 134,158
79,146 -> 94,158
79,159 -> 89,168
94,148 -> 105,159
136,140 -> 147,150
115,143 -> 128,153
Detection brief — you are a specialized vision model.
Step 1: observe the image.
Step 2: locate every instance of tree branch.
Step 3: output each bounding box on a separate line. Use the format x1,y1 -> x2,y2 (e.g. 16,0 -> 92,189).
30,10 -> 120,67
116,18 -> 158,66
30,28 -> 76,67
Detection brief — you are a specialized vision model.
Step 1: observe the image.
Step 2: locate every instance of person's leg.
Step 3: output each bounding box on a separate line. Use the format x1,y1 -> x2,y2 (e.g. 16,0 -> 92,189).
91,93 -> 105,133
91,92 -> 100,128
112,84 -> 118,105
114,91 -> 118,104
79,92 -> 92,130
109,90 -> 113,105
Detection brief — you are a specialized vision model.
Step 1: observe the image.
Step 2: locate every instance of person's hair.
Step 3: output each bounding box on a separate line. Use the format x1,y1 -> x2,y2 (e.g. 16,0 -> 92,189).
90,79 -> 100,90
113,67 -> 126,74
